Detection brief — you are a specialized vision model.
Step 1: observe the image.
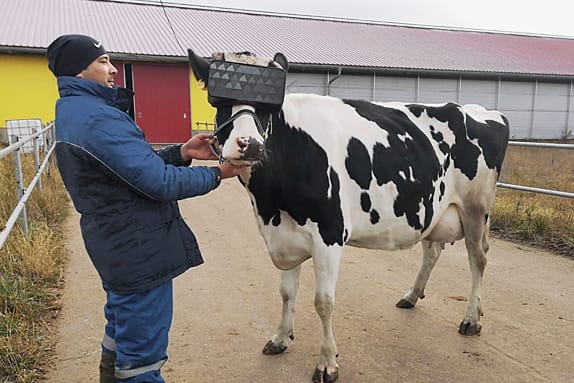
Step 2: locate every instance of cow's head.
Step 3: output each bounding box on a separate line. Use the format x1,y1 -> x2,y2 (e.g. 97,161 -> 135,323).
188,49 -> 288,165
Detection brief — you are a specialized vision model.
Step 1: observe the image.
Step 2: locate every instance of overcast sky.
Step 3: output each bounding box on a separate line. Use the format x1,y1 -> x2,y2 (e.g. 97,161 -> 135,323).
160,0 -> 574,38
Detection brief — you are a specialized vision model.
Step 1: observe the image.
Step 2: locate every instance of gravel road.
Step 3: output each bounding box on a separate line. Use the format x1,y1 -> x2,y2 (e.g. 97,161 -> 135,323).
47,176 -> 574,383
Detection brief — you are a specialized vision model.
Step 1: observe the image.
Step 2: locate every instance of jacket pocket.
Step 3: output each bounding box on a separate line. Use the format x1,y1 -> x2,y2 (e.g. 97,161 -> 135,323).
175,217 -> 203,267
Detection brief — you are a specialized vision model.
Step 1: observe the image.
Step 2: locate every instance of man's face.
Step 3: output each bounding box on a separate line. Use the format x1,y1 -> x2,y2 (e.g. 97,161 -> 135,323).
77,54 -> 117,87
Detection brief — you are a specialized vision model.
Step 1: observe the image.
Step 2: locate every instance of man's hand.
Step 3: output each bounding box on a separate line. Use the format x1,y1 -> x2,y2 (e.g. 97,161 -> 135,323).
181,133 -> 247,179
180,133 -> 218,162
219,161 -> 247,179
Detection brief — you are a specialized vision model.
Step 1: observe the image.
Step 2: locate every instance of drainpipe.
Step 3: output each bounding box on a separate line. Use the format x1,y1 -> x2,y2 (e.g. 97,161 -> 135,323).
457,76 -> 462,103
372,72 -> 376,101
496,78 -> 501,109
327,67 -> 343,95
564,81 -> 572,139
529,80 -> 538,139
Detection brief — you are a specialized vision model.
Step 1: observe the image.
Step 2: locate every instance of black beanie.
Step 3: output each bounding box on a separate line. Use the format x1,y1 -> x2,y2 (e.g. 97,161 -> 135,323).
47,34 -> 107,77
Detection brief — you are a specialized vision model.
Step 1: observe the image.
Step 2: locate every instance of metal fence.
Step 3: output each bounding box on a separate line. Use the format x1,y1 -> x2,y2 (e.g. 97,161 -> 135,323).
193,121 -> 215,136
0,121 -> 56,250
497,141 -> 574,199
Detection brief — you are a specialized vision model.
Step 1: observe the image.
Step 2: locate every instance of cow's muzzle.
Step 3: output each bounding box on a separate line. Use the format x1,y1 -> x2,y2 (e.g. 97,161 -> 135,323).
238,136 -> 266,161
211,108 -> 268,164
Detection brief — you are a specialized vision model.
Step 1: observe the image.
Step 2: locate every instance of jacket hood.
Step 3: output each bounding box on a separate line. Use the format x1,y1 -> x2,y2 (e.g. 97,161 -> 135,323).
57,76 -> 134,112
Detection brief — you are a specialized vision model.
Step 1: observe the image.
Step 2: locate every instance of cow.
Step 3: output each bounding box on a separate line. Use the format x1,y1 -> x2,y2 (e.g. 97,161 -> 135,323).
188,49 -> 510,383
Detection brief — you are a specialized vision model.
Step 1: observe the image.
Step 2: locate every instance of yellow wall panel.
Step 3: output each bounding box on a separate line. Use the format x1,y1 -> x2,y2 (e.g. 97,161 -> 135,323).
0,54 -> 58,129
189,72 -> 215,132
1,53 -> 212,139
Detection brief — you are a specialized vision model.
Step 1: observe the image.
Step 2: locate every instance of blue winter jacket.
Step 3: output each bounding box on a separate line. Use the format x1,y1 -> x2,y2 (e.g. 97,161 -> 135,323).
55,76 -> 221,294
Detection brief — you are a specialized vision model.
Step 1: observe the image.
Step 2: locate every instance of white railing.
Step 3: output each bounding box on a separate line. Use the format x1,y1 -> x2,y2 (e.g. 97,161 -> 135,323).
497,141 -> 574,199
0,121 -> 56,250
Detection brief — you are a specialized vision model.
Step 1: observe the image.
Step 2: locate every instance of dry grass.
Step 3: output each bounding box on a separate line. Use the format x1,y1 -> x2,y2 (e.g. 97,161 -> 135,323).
492,142 -> 574,257
0,151 -> 69,383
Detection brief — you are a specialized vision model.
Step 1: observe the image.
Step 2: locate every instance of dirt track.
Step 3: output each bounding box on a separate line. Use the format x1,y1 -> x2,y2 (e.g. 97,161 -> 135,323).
48,174 -> 574,383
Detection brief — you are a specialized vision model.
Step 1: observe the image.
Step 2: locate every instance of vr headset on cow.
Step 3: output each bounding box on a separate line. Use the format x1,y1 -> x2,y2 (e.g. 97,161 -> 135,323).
188,49 -> 287,112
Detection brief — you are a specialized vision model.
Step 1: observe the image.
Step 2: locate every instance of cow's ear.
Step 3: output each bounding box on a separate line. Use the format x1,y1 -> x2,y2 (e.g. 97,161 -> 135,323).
273,53 -> 288,71
188,49 -> 210,85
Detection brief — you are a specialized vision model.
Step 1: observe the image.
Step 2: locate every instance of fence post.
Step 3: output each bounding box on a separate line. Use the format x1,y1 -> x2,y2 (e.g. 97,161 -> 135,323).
45,124 -> 54,178
34,125 -> 43,190
10,135 -> 29,235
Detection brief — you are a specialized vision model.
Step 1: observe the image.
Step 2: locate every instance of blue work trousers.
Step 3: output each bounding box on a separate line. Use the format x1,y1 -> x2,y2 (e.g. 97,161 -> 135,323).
102,280 -> 173,383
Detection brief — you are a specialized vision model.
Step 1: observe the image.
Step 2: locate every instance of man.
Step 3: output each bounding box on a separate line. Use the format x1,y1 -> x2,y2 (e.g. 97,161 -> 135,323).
47,34 -> 245,382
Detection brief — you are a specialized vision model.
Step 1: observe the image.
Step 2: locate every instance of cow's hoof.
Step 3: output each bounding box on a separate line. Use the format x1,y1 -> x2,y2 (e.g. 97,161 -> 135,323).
459,321 -> 482,336
396,299 -> 415,309
312,366 -> 339,383
262,340 -> 288,355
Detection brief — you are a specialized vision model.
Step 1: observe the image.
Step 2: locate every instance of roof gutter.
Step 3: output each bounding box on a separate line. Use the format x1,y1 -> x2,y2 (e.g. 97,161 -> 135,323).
288,63 -> 574,82
0,46 -> 188,64
3,47 -> 574,82
0,47 -> 46,55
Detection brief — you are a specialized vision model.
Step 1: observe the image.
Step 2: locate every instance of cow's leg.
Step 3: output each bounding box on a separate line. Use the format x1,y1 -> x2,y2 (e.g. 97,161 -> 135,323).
397,239 -> 442,309
262,265 -> 302,355
311,247 -> 342,383
459,211 -> 489,336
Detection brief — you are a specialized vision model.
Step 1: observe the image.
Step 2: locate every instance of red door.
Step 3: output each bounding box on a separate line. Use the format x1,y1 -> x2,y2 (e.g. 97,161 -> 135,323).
132,63 -> 191,143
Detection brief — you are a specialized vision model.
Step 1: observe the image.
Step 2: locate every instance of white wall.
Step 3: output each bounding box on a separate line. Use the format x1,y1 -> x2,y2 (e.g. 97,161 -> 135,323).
286,71 -> 573,139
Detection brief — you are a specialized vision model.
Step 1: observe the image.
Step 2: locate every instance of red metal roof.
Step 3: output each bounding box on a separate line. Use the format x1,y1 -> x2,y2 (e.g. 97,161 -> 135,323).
2,0 -> 574,77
